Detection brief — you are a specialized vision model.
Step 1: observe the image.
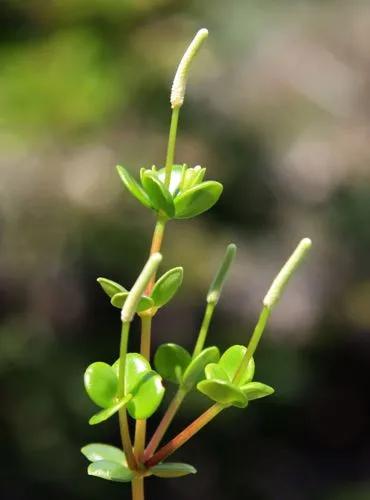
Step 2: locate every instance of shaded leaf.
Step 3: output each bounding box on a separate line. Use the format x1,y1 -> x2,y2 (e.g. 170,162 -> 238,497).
181,346 -> 220,391
141,171 -> 175,217
174,181 -> 223,219
150,462 -> 197,478
154,343 -> 191,384
151,267 -> 183,308
89,394 -> 132,425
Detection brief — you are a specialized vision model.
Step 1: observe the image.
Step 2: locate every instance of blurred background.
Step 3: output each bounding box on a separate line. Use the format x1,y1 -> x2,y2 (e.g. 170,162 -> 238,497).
1,1 -> 370,499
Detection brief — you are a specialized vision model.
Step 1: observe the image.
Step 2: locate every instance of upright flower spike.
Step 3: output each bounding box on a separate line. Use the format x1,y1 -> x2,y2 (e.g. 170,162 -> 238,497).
170,28 -> 209,109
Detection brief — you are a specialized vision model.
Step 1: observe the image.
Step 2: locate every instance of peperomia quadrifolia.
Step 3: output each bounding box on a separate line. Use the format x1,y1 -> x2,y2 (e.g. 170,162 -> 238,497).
81,28 -> 312,499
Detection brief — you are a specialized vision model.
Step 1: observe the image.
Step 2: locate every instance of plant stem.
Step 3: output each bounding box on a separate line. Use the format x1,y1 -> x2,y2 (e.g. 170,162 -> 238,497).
133,315 -> 153,464
145,403 -> 223,468
145,216 -> 167,295
131,476 -> 144,500
192,302 -> 216,357
143,388 -> 187,461
164,106 -> 180,189
118,321 -> 137,470
233,306 -> 271,386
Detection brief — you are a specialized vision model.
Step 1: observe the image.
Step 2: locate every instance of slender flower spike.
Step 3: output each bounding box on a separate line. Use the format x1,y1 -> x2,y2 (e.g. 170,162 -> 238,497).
263,238 -> 312,309
170,28 -> 209,109
121,253 -> 162,322
207,243 -> 237,305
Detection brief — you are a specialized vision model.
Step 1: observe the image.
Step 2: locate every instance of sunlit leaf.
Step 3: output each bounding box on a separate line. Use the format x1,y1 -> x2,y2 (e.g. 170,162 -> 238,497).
87,460 -> 133,482
97,277 -> 126,298
111,292 -> 154,312
197,379 -> 248,408
84,362 -> 118,408
204,363 -> 229,382
240,381 -> 274,401
151,267 -> 183,308
155,164 -> 186,195
174,181 -> 223,219
81,443 -> 126,465
127,370 -> 165,420
88,394 -> 132,425
116,165 -> 152,209
219,345 -> 255,385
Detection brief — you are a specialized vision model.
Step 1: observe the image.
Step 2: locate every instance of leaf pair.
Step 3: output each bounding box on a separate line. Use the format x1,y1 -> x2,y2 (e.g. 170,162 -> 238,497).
197,345 -> 274,408
84,354 -> 165,423
117,164 -> 223,219
82,443 -> 196,483
154,343 -> 220,392
97,267 -> 183,314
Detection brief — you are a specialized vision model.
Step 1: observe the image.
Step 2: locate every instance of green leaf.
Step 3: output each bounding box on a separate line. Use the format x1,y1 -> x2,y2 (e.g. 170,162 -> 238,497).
141,171 -> 175,217
120,353 -> 165,420
97,277 -> 127,298
111,292 -> 154,312
154,343 -> 192,384
81,443 -> 126,465
151,267 -> 183,308
84,362 -> 118,408
204,363 -> 229,382
150,462 -> 197,478
127,370 -> 165,420
240,381 -> 274,401
197,379 -> 248,408
181,166 -> 206,191
116,165 -> 152,209
174,181 -> 223,219
87,460 -> 133,482
219,345 -> 255,385
155,164 -> 186,195
181,346 -> 220,391
88,394 -> 132,425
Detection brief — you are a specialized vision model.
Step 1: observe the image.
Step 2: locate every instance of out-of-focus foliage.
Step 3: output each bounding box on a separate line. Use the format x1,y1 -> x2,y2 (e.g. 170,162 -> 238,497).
1,0 -> 370,499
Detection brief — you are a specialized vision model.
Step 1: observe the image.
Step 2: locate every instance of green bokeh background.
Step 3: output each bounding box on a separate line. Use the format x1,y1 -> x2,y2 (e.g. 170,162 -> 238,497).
1,1 -> 370,499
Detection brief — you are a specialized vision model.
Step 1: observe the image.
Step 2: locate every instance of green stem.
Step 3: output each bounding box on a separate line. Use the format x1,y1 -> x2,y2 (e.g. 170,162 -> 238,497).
233,306 -> 271,385
192,302 -> 216,357
143,388 -> 187,461
131,476 -> 144,500
134,315 -> 153,464
118,321 -> 137,470
164,106 -> 180,188
145,403 -> 223,468
145,216 -> 167,295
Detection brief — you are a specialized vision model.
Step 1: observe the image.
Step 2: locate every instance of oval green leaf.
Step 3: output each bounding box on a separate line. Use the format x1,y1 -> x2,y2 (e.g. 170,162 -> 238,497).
204,363 -> 229,382
174,181 -> 223,219
111,292 -> 154,312
150,462 -> 197,478
151,267 -> 183,308
81,443 -> 126,465
219,345 -> 255,385
141,171 -> 175,217
127,370 -> 165,420
88,394 -> 132,425
116,165 -> 152,209
154,343 -> 192,384
88,460 -> 133,482
197,379 -> 248,408
84,362 -> 118,408
97,277 -> 127,298
240,381 -> 275,401
181,346 -> 220,391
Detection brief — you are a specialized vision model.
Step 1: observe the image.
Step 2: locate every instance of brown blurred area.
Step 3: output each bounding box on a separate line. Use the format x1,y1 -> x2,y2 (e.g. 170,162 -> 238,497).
1,1 -> 370,499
